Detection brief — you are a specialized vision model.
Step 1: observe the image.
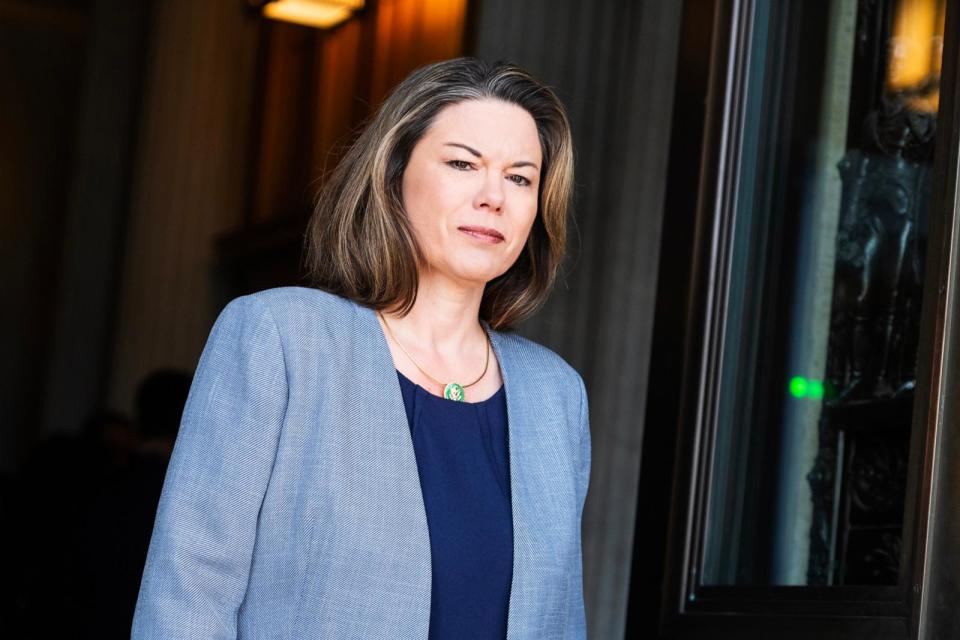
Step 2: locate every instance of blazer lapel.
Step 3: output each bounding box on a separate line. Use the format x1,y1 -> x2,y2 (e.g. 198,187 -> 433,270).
354,303 -> 434,633
484,324 -> 553,639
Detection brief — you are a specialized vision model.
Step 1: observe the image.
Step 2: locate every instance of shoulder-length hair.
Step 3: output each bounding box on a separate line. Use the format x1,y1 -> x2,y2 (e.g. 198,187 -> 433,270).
304,57 -> 574,331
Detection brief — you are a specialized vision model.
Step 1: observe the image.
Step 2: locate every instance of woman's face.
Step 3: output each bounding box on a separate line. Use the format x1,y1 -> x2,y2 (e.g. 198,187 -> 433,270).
401,98 -> 542,289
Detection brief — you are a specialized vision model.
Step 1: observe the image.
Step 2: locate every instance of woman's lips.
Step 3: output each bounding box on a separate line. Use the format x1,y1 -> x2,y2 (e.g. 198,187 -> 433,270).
458,225 -> 505,244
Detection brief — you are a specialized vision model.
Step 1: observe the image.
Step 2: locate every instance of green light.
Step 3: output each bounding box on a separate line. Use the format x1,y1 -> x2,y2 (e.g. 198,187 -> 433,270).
808,380 -> 825,400
789,376 -> 808,398
788,375 -> 829,400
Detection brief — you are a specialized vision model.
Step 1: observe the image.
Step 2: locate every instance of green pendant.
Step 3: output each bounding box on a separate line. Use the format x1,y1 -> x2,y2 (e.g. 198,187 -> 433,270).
443,382 -> 465,402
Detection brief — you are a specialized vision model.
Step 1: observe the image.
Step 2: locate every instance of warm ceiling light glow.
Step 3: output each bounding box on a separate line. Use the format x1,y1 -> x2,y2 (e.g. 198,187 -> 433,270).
886,0 -> 942,91
262,0 -> 364,29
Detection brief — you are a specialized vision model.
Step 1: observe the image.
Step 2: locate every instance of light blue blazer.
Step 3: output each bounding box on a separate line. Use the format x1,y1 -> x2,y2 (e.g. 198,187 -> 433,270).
132,286 -> 591,639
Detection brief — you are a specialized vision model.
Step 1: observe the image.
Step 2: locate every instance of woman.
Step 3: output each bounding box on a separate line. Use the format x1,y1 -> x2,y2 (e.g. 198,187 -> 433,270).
133,57 -> 590,639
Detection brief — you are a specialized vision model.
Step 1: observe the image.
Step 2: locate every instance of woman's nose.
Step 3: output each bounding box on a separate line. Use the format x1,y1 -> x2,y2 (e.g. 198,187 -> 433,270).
474,171 -> 505,211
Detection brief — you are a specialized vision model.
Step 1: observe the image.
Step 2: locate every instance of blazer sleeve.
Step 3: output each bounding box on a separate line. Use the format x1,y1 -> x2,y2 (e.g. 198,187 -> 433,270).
567,373 -> 591,636
131,295 -> 288,639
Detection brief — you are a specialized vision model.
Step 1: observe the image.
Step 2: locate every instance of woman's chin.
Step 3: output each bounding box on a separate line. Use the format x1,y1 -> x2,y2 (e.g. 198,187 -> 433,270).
431,264 -> 507,288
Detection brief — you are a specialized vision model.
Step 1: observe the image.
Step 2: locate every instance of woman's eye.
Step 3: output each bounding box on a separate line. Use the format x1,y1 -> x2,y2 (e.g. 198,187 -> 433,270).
507,174 -> 532,187
447,160 -> 473,171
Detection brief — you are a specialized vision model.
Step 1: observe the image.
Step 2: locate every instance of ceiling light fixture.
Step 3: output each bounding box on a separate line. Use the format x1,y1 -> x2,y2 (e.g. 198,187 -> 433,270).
256,0 -> 365,30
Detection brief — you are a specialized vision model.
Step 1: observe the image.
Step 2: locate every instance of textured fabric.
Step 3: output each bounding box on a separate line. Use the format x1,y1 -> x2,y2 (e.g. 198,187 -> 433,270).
397,370 -> 512,639
132,287 -> 591,639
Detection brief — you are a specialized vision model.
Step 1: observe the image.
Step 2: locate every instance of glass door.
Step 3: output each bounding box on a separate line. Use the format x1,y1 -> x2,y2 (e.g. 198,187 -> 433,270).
700,0 -> 944,589
630,0 -> 960,637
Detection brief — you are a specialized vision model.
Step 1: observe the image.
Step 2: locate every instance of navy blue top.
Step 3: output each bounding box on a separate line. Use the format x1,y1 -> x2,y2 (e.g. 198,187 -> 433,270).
396,370 -> 513,640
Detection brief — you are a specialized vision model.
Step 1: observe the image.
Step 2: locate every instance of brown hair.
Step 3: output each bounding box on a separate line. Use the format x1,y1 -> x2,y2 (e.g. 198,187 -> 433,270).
304,57 -> 574,331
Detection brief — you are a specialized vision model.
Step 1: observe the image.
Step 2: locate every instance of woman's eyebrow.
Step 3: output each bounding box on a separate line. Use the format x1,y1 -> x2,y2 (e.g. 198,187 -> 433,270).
445,142 -> 483,157
444,142 -> 540,171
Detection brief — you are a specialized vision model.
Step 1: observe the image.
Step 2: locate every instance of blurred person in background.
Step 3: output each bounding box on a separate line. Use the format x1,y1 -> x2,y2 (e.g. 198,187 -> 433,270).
78,370 -> 191,638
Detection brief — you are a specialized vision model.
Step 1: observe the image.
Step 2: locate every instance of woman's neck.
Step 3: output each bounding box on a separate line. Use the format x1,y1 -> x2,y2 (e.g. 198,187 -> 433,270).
382,271 -> 486,355
377,270 -> 503,397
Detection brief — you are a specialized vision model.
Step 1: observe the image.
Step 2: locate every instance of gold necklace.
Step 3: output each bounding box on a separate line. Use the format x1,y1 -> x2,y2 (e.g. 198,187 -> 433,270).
378,310 -> 490,402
